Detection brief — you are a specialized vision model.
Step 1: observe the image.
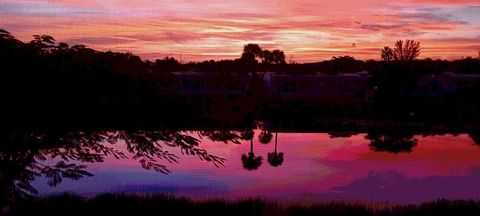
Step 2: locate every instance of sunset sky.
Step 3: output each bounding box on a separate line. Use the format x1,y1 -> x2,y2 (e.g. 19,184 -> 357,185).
1,0 -> 480,62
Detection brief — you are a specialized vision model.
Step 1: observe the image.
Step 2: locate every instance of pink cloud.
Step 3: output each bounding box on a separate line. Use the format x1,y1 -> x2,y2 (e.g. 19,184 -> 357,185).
2,0 -> 479,61
400,0 -> 480,6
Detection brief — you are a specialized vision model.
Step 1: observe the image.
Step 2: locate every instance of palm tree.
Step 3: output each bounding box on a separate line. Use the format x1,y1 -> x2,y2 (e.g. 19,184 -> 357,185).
241,138 -> 262,170
267,132 -> 284,167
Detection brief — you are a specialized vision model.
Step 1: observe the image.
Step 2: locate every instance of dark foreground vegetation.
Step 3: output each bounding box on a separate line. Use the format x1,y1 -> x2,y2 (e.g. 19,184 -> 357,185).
5,194 -> 480,216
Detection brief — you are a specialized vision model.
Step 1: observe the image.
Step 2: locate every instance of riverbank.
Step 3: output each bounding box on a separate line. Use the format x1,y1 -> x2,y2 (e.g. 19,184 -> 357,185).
5,194 -> 480,216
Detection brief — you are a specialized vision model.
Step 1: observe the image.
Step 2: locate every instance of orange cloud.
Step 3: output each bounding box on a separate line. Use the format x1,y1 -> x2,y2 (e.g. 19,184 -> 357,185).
1,0 -> 479,62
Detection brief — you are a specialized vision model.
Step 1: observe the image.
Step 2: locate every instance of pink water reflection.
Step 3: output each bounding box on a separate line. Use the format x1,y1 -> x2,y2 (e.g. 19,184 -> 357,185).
34,132 -> 480,203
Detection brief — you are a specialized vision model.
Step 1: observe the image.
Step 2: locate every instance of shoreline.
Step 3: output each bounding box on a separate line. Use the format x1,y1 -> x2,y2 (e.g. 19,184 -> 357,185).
6,193 -> 480,216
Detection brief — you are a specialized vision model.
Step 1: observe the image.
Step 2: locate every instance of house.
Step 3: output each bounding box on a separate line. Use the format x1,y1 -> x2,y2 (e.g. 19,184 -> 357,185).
170,71 -> 480,101
172,71 -> 251,95
268,71 -> 370,103
414,73 -> 480,97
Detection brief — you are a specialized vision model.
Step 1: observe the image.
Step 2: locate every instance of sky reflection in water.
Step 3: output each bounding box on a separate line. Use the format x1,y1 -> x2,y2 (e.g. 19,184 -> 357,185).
32,132 -> 480,204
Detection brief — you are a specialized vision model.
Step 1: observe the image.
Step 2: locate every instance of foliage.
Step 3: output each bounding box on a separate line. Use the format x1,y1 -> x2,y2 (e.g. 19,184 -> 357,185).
0,130 -> 232,206
258,130 -> 273,144
392,40 -> 421,61
241,153 -> 263,171
366,129 -> 418,153
240,44 -> 286,67
267,152 -> 284,167
381,46 -> 394,61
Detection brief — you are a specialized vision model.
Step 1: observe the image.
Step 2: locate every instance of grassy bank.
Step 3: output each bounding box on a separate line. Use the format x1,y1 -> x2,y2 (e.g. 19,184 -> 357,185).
4,194 -> 480,216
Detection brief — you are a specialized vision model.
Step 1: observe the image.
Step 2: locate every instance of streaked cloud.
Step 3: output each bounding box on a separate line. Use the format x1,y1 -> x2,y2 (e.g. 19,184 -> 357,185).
1,0 -> 479,62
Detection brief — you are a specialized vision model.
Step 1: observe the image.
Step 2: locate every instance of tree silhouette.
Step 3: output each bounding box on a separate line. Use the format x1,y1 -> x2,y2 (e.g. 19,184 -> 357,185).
330,56 -> 362,74
258,130 -> 273,144
198,130 -> 242,144
381,46 -> 394,61
240,129 -> 255,140
271,50 -> 286,64
240,44 -> 285,68
29,34 -> 57,53
261,50 -> 273,64
0,29 -> 16,41
240,44 -> 263,64
153,57 -> 180,73
267,132 -> 284,167
241,138 -> 262,170
469,133 -> 480,146
0,130 -> 227,208
262,50 -> 286,65
392,40 -> 420,61
365,131 -> 418,153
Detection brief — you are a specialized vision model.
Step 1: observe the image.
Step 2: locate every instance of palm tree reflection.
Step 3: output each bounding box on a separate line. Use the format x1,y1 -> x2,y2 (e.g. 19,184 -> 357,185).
241,138 -> 263,170
267,132 -> 284,167
258,130 -> 273,144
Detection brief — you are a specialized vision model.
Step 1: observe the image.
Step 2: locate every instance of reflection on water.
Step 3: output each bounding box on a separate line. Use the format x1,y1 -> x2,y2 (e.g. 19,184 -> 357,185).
2,128 -> 480,206
0,130 -> 235,207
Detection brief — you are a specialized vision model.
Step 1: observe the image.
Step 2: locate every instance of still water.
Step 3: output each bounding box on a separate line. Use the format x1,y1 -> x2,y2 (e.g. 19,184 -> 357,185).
30,131 -> 480,204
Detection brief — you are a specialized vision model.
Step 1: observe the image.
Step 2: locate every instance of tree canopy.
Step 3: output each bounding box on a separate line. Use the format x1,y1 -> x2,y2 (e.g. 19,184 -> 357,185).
381,46 -> 394,61
240,44 -> 286,65
392,40 -> 421,61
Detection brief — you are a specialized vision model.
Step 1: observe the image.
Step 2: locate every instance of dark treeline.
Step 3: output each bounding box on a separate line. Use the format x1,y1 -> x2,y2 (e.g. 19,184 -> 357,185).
1,29 -> 181,129
2,29 -> 480,129
160,53 -> 480,76
187,56 -> 480,75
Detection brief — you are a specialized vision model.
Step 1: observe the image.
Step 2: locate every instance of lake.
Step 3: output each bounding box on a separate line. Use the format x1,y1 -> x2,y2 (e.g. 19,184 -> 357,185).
28,130 -> 480,204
